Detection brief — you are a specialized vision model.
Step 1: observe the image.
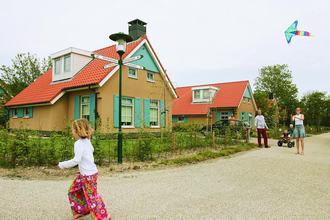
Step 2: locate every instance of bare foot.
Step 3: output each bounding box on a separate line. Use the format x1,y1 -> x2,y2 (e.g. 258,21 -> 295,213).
300,152 -> 304,155
295,152 -> 300,155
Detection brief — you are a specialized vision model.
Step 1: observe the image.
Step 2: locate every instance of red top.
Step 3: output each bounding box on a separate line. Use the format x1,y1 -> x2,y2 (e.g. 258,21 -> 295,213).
6,36 -> 164,107
173,81 -> 250,115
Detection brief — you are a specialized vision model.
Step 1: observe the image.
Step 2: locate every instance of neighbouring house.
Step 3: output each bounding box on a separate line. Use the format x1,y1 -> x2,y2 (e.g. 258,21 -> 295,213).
172,80 -> 257,127
5,19 -> 177,133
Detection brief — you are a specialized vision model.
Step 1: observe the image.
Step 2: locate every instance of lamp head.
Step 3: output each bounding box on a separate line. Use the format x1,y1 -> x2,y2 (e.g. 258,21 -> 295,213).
109,32 -> 133,55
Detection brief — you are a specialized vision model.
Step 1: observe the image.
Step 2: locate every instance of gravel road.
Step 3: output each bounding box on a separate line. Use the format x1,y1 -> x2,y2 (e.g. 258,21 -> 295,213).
1,133 -> 329,220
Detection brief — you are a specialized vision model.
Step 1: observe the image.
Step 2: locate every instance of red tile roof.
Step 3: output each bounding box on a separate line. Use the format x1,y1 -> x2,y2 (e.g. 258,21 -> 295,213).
172,81 -> 250,115
5,36 -> 146,107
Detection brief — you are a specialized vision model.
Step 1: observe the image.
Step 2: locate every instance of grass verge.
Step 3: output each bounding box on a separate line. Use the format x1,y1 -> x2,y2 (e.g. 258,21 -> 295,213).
0,142 -> 257,180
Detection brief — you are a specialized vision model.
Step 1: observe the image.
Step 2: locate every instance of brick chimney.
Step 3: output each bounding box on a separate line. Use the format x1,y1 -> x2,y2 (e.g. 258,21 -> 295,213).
128,19 -> 147,40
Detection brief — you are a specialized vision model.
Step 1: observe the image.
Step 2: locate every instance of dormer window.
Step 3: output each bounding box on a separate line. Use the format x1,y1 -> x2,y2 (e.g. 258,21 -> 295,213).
54,58 -> 61,75
51,47 -> 92,82
64,55 -> 71,73
192,86 -> 218,103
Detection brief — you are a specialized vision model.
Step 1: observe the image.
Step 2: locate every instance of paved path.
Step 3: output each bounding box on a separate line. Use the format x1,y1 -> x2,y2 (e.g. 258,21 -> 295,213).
1,133 -> 329,220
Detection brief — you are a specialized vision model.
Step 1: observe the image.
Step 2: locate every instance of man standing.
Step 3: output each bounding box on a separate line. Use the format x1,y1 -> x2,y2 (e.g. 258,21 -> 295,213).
255,109 -> 270,148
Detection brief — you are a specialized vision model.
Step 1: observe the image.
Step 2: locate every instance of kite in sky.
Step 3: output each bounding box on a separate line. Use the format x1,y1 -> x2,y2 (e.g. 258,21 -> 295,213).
285,20 -> 312,44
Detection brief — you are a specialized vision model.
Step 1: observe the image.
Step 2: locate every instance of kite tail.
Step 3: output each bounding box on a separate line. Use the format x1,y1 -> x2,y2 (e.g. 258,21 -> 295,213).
295,31 -> 312,36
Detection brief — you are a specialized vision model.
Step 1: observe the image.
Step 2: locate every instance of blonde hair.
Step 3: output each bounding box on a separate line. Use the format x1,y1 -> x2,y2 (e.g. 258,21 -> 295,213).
296,107 -> 302,112
72,118 -> 93,139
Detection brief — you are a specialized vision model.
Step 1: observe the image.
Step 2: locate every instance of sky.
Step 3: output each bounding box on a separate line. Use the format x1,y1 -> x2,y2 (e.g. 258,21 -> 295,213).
0,0 -> 329,96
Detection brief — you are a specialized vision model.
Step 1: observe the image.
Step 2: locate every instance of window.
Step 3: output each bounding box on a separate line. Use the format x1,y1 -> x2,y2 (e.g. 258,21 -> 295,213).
128,68 -> 137,78
54,58 -> 61,75
81,96 -> 90,121
122,97 -> 134,126
147,72 -> 154,82
150,100 -> 159,127
193,89 -> 216,103
243,97 -> 251,103
64,55 -> 71,72
178,116 -> 185,122
13,109 -> 18,118
193,90 -> 201,100
221,112 -> 229,120
23,108 -> 29,118
202,90 -> 210,99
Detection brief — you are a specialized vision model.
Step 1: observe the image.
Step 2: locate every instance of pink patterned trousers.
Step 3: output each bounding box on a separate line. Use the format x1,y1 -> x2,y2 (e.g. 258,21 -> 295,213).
68,173 -> 110,220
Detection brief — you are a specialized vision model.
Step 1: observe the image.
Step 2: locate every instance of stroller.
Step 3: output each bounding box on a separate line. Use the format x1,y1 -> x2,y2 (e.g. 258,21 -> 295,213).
277,126 -> 295,148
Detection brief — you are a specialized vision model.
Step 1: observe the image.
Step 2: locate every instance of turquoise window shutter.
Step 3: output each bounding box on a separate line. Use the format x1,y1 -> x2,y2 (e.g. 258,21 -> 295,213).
172,116 -> 178,123
17,108 -> 24,118
134,97 -> 142,128
74,96 -> 81,120
114,95 -> 119,128
240,112 -> 244,121
184,116 -> 189,122
144,99 -> 150,128
89,94 -> 96,128
216,111 -> 221,121
28,107 -> 33,118
160,100 -> 166,128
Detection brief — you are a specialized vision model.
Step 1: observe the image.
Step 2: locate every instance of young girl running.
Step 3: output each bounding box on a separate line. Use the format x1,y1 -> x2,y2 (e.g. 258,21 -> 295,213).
58,119 -> 111,220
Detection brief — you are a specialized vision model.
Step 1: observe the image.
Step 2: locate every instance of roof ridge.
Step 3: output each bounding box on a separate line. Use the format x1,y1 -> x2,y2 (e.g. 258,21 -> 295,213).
176,80 -> 249,89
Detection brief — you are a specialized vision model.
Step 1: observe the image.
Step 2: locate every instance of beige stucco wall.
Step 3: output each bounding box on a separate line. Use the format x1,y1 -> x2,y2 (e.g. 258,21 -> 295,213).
97,66 -> 174,133
237,99 -> 257,126
9,95 -> 69,131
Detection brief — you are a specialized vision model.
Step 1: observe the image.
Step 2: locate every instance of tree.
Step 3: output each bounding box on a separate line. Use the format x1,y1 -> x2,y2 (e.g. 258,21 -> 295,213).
254,64 -> 299,125
253,90 -> 278,128
324,96 -> 330,127
300,91 -> 328,130
0,53 -> 51,97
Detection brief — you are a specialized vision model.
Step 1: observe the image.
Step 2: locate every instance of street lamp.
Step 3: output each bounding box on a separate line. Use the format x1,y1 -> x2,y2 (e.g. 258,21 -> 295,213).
110,32 -> 132,164
92,32 -> 144,164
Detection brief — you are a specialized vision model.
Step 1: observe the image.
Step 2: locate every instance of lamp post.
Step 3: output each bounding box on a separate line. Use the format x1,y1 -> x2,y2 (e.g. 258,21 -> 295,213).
109,33 -> 133,164
92,32 -> 144,164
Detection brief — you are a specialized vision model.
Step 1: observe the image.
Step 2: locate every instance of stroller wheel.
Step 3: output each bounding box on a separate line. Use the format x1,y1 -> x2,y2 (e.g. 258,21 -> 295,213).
277,141 -> 283,147
288,142 -> 293,148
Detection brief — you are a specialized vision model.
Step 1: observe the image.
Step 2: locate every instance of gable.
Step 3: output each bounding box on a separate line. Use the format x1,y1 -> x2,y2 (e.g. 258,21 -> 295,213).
131,43 -> 160,72
243,86 -> 252,98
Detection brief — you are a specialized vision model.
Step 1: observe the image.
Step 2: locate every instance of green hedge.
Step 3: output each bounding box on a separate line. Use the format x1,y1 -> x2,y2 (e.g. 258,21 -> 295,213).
0,128 -> 245,167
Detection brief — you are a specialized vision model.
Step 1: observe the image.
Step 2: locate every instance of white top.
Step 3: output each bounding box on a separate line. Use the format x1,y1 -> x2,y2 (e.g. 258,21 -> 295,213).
294,114 -> 304,125
255,115 -> 268,129
58,139 -> 98,176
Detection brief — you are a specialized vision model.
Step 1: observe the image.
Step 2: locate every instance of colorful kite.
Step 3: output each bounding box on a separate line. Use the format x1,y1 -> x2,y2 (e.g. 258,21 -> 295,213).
285,20 -> 312,44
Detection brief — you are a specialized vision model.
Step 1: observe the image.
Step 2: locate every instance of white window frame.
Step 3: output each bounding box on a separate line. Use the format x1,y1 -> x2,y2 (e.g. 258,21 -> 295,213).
147,72 -> 155,82
23,107 -> 30,118
128,68 -> 138,79
150,100 -> 160,128
221,111 -> 229,120
54,58 -> 62,75
81,95 -> 90,121
63,54 -> 71,73
121,97 -> 135,128
13,109 -> 18,118
192,86 -> 218,103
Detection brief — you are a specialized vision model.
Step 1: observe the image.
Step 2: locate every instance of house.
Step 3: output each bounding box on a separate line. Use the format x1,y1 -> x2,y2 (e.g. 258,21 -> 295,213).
5,19 -> 177,133
172,81 -> 257,126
